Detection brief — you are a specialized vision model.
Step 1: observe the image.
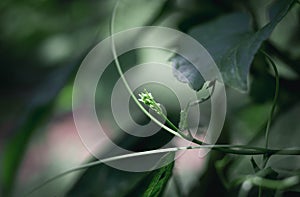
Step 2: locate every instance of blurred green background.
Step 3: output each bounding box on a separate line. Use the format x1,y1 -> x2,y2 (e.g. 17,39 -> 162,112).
1,0 -> 300,196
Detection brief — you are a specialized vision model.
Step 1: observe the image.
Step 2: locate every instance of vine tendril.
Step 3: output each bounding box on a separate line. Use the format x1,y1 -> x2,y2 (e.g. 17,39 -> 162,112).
26,1 -> 300,195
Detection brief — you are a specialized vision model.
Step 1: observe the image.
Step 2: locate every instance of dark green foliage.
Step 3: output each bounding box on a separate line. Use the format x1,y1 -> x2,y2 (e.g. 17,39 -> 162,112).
1,0 -> 300,196
171,0 -> 294,92
66,140 -> 174,197
125,153 -> 175,197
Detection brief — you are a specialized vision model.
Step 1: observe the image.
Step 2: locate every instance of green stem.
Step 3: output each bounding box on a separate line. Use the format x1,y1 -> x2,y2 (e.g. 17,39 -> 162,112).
110,0 -> 212,147
110,0 -> 183,139
258,186 -> 262,197
110,0 -> 300,157
259,51 -> 279,196
27,1 -> 300,196
159,111 -> 191,139
261,51 -> 279,151
240,175 -> 299,191
26,145 -> 300,196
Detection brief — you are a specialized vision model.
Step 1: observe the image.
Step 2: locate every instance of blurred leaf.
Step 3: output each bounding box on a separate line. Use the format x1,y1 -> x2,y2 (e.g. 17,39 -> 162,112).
0,62 -> 78,196
68,48 -> 176,197
122,153 -> 174,197
114,0 -> 169,32
66,136 -> 174,197
170,55 -> 205,91
257,167 -> 279,180
142,153 -> 174,197
66,162 -> 147,197
250,157 -> 261,173
178,80 -> 212,131
266,103 -> 300,190
227,104 -> 300,193
171,0 -> 295,92
65,134 -> 147,197
229,102 -> 271,144
268,103 -> 300,149
269,0 -> 300,58
179,109 -> 189,131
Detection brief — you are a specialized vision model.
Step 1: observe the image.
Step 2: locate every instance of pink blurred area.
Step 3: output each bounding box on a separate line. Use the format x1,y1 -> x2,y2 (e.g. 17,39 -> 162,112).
16,113 -> 90,192
172,136 -> 207,195
15,111 -> 207,195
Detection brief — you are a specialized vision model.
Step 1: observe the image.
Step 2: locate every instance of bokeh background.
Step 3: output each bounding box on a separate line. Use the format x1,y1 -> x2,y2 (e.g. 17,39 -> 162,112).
1,0 -> 300,196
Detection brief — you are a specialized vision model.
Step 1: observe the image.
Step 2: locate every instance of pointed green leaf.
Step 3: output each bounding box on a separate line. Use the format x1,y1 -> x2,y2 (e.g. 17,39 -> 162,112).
171,0 -> 295,92
142,153 -> 174,197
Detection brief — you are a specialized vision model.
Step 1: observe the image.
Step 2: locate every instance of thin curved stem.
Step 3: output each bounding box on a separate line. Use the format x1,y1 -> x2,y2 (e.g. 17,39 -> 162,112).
26,1 -> 300,196
261,51 -> 279,150
258,51 -> 280,195
26,144 -> 300,195
110,0 -> 184,139
109,1 -> 299,157
237,175 -> 299,191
